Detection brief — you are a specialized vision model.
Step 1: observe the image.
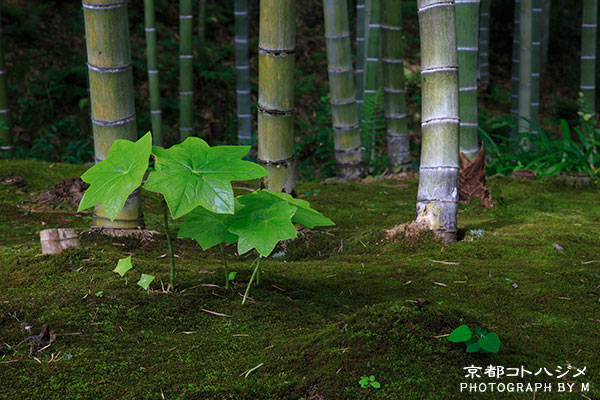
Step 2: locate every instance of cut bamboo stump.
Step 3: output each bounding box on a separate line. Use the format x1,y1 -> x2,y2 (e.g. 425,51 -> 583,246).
40,229 -> 80,254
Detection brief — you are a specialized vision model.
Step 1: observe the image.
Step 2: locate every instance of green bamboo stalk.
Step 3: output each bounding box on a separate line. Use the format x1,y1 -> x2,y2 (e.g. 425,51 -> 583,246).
198,0 -> 206,45
364,0 -> 381,163
83,0 -> 144,228
510,0 -> 520,136
235,0 -> 252,145
323,0 -> 364,178
144,0 -> 163,147
478,0 -> 491,90
0,12 -> 11,158
257,0 -> 297,194
540,0 -> 550,72
530,0 -> 541,134
456,0 -> 480,160
180,0 -> 194,140
381,0 -> 411,171
356,0 -> 366,113
580,0 -> 597,113
415,0 -> 460,243
518,0 -> 532,137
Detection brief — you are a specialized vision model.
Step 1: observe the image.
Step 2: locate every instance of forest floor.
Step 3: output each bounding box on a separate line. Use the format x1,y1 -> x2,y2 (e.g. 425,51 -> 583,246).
1,160 -> 599,400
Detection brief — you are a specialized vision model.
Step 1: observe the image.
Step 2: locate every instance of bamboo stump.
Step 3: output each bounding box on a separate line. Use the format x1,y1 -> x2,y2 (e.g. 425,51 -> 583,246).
40,229 -> 80,254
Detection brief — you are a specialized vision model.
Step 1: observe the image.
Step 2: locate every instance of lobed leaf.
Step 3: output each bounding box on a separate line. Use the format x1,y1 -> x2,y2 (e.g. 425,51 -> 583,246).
114,256 -> 133,277
228,198 -> 298,257
78,132 -> 152,220
137,274 -> 155,291
144,138 -> 267,219
178,206 -> 238,250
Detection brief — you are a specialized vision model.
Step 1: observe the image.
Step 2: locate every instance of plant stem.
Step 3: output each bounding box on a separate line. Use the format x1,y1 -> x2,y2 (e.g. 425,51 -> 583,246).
162,198 -> 175,288
219,243 -> 229,289
242,256 -> 261,305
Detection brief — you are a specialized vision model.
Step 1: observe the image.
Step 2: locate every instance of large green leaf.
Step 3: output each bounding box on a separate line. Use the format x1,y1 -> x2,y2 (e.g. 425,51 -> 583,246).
228,199 -> 298,257
448,325 -> 472,343
178,206 -> 238,250
262,190 -> 335,228
478,332 -> 500,353
78,132 -> 152,220
143,138 -> 267,218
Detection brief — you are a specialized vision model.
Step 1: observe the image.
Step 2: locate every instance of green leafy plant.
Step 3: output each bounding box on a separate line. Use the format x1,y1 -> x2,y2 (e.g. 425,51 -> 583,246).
78,132 -> 335,300
359,375 -> 381,389
479,117 -> 599,180
448,324 -> 500,353
179,189 -> 335,303
78,132 -> 267,289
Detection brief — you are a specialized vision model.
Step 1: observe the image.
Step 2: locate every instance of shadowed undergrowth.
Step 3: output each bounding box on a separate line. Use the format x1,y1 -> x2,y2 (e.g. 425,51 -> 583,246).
1,160 -> 599,399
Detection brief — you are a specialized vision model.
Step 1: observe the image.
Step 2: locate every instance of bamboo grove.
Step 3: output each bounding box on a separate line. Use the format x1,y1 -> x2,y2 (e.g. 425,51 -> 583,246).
42,1 -> 593,235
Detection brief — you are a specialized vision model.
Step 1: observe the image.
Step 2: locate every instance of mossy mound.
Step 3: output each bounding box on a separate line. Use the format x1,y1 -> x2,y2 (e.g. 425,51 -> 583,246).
1,160 -> 599,399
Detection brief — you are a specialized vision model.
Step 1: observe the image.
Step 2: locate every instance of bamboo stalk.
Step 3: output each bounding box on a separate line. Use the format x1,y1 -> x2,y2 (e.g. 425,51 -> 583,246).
456,0 -> 480,160
518,0 -> 532,137
323,0 -> 364,178
144,0 -> 163,147
478,0 -> 490,90
82,0 -> 144,228
530,0 -> 541,134
415,0 -> 460,243
364,0 -> 381,163
510,0 -> 520,136
198,0 -> 206,45
540,0 -> 550,72
180,0 -> 194,140
257,0 -> 297,194
580,0 -> 597,113
356,0 -> 366,114
381,0 -> 411,171
0,11 -> 11,158
235,0 -> 252,145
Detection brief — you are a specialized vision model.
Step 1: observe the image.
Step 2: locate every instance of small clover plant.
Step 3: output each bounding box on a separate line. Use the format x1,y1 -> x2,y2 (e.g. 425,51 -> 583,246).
359,375 -> 380,389
448,324 -> 500,353
78,132 -> 335,299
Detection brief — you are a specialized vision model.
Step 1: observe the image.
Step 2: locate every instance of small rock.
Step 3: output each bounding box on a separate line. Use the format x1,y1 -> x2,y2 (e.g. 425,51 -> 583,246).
512,283 -> 519,289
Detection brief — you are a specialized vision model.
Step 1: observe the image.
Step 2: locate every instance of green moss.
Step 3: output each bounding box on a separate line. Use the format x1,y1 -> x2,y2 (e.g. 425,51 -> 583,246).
0,161 -> 599,399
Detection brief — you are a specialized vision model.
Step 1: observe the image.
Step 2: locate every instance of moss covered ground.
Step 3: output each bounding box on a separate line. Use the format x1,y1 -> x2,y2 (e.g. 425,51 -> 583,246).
1,159 -> 599,399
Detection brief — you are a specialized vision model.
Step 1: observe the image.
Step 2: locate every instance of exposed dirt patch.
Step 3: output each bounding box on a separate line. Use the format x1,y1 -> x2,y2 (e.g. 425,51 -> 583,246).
22,177 -> 88,209
384,220 -> 430,242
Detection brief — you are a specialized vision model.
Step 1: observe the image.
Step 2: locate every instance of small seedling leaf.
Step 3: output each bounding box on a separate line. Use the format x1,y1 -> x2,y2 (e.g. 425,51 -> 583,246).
466,342 -> 480,353
137,274 -> 155,290
78,132 -> 152,220
228,271 -> 237,281
478,332 -> 500,353
371,381 -> 381,389
114,256 -> 133,277
448,325 -> 472,343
